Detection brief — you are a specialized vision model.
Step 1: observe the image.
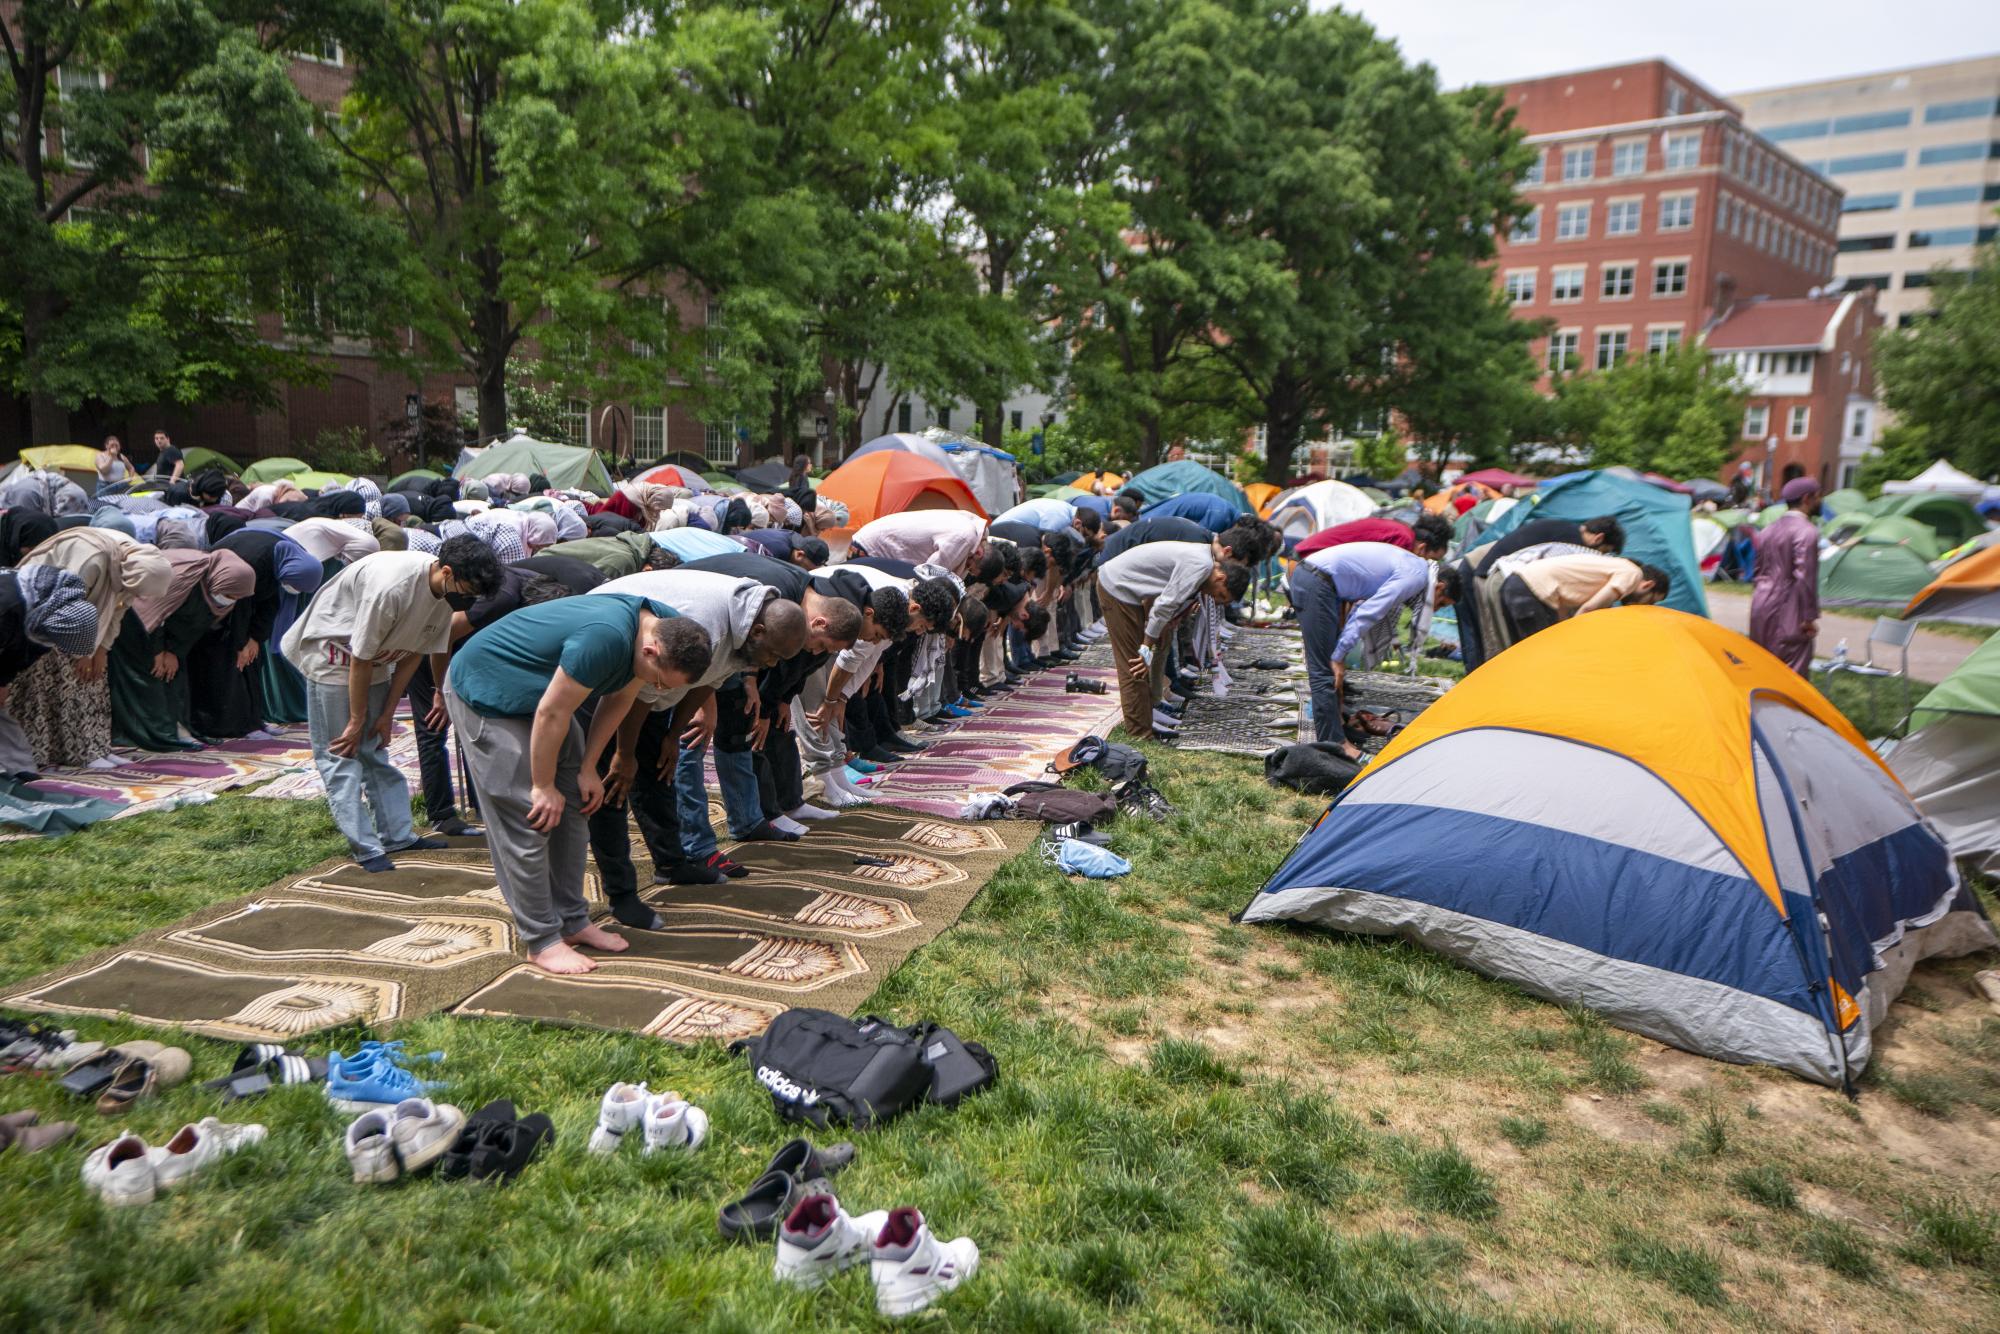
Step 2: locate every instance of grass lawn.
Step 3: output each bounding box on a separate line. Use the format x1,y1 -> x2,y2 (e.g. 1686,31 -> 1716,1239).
1,742 -> 1997,1328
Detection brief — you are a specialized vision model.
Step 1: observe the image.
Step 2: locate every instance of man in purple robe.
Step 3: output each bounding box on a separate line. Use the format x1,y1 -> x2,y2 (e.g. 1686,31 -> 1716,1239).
1750,477 -> 1822,674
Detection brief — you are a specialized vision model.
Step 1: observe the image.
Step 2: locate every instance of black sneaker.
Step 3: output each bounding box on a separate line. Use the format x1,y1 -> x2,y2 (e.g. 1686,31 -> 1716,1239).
1117,780 -> 1174,822
440,1099 -> 517,1181
717,1137 -> 858,1241
468,1111 -> 554,1184
1064,673 -> 1107,696
656,861 -> 725,886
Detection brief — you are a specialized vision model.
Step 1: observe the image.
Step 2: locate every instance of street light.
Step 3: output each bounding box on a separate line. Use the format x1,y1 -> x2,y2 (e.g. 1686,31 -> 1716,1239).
406,393 -> 423,470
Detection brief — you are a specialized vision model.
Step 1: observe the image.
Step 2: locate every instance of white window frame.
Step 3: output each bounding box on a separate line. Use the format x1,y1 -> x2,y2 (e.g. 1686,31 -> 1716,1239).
1658,191 -> 1697,232
1550,266 -> 1585,303
1555,201 -> 1590,241
1605,197 -> 1642,236
560,399 -> 591,448
633,406 -> 666,462
1651,258 -> 1689,297
1562,145 -> 1596,181
1509,206 -> 1541,243
1743,405 -> 1770,439
293,38 -> 344,66
1663,132 -> 1701,171
1595,327 -> 1630,369
1787,405 -> 1810,439
57,65 -> 108,170
703,420 -> 737,465
1610,138 -> 1647,177
1600,262 -> 1637,300
1503,269 -> 1537,304
1548,329 -> 1581,374
1645,325 -> 1683,356
1522,151 -> 1544,186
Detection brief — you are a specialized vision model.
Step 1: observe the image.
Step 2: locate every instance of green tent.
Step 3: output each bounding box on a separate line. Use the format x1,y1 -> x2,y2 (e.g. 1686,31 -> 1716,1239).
1754,503 -> 1790,528
180,446 -> 239,476
455,435 -> 612,495
389,468 -> 445,489
1821,487 -> 1870,521
1820,520 -> 1940,605
1121,460 -> 1251,513
239,456 -> 311,484
291,470 -> 353,491
1868,493 -> 1985,549
1911,632 -> 2000,732
1710,507 -> 1750,531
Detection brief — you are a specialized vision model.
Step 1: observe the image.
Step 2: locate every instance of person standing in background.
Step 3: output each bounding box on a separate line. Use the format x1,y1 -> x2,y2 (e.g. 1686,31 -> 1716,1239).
93,437 -> 131,495
1749,477 -> 1822,676
150,431 -> 185,485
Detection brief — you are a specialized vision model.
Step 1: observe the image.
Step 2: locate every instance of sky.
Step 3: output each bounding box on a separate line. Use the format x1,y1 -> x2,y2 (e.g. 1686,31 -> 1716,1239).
1339,0 -> 2000,95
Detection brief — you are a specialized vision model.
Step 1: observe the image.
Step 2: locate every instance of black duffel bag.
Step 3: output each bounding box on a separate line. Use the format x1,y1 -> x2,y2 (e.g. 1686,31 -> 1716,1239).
1264,742 -> 1364,795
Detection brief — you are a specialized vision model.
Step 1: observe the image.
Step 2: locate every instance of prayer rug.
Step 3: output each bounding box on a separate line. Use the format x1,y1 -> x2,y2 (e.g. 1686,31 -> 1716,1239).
3,808 -> 1034,1045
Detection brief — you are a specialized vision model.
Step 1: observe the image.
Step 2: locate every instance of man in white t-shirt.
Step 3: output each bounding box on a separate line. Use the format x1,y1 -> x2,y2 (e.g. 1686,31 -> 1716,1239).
846,511 -> 987,576
281,539 -> 504,870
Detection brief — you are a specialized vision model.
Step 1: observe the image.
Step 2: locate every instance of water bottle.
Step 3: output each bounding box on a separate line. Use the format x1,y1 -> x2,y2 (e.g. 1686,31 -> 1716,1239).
1832,639 -> 1849,670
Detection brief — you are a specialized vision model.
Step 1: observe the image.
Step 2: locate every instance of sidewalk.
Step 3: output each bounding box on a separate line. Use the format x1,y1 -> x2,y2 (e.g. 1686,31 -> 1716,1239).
1706,589 -> 1981,683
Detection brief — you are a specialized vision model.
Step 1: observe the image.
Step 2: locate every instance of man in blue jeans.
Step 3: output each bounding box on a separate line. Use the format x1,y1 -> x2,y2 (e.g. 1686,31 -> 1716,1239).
280,538 -> 503,871
1286,541 -> 1453,752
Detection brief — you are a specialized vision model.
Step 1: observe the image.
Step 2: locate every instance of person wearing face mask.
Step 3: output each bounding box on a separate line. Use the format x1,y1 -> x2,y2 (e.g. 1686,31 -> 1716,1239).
281,539 -> 505,872
108,548 -> 257,750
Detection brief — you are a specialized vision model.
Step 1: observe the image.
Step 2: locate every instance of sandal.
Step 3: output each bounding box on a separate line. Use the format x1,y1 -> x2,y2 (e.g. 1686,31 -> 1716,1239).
94,1047 -> 191,1116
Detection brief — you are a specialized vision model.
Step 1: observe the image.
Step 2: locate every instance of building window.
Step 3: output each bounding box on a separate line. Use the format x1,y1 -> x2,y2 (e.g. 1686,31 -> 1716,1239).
1010,410 -> 1023,431
1601,264 -> 1636,299
633,407 -> 666,461
897,401 -> 912,433
1916,141 -> 1999,166
1912,184 -> 1984,207
1556,202 -> 1589,240
559,399 -> 590,448
1827,150 -> 1907,174
1787,406 -> 1810,439
1662,132 -> 1701,170
703,420 -> 736,465
1611,140 -> 1646,176
1902,271 -> 1934,288
1606,199 -> 1640,235
936,406 -> 950,430
1849,406 -> 1869,438
1743,405 -> 1769,439
1509,206 -> 1541,243
1658,192 -> 1695,231
1562,145 -> 1595,181
1665,85 -> 1685,116
1831,108 -> 1911,134
1924,97 -> 2000,124
1550,266 -> 1584,303
1908,226 -> 1980,248
1547,330 -> 1580,373
292,37 -> 344,65
704,301 -> 725,363
1761,119 -> 1829,143
1646,327 -> 1682,356
1651,261 -> 1688,296
1503,270 -> 1537,304
1841,191 -> 1901,213
56,65 -> 106,169
1595,329 -> 1629,368
1521,151 -> 1544,186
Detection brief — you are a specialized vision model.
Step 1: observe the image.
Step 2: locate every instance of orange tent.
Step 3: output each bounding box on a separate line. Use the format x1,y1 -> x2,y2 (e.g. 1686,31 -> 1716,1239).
633,463 -> 709,490
1904,540 -> 2000,624
1073,470 -> 1126,495
1422,481 -> 1500,513
817,451 -> 986,531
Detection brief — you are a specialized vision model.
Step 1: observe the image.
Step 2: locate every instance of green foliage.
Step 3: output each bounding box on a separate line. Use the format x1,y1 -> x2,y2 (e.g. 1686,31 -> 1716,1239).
379,399 -> 470,472
1730,1165 -> 1798,1211
1016,420 -> 1136,484
1799,1221 -> 1880,1283
1900,1196 -> 1997,1269
1146,1037 -> 1241,1087
1611,1231 -> 1728,1307
1354,430 -> 1409,480
1875,238 -> 2000,479
1854,422 -> 1936,497
1552,343 -> 1747,478
0,0 -> 399,442
306,428 -> 383,477
502,374 -> 576,445
1398,1143 -> 1499,1220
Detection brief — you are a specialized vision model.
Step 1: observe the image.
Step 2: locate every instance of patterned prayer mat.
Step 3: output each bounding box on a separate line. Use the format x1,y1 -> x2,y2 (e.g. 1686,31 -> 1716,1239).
3,808 -> 1036,1046
1175,625 -> 1453,756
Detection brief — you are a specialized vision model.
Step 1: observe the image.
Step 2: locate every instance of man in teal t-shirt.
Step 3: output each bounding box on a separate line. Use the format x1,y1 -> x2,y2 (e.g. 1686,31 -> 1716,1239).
444,595 -> 713,975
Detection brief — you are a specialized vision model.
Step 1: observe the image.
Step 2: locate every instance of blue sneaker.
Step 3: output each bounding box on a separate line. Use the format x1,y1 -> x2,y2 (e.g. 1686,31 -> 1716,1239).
326,1053 -> 445,1112
955,697 -> 985,710
848,758 -> 883,774
352,1040 -> 444,1065
943,704 -> 975,718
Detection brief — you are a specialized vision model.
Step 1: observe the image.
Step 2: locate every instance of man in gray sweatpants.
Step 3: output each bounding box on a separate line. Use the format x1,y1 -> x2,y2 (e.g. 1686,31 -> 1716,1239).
444,593 -> 713,974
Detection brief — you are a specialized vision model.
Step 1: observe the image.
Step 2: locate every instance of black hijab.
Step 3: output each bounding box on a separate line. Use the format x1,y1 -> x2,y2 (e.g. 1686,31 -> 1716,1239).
0,510 -> 59,567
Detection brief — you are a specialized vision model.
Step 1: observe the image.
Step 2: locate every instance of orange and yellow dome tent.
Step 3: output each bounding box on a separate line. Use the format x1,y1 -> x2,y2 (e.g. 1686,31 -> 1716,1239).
817,451 -> 986,532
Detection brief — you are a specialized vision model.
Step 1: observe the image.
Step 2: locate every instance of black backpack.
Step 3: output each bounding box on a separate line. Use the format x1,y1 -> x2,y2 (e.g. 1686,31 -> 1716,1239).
1264,742 -> 1365,795
734,1009 -> 995,1129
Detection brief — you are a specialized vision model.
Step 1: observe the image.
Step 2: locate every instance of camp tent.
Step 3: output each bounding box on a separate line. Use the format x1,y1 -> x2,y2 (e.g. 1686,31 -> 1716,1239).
1881,459 -> 1987,498
291,470 -> 353,491
1455,468 -> 1537,491
816,450 -> 985,532
1121,460 -> 1251,513
18,445 -> 102,491
1819,522 -> 1940,605
456,434 -> 612,495
180,447 -> 239,477
1453,496 -> 1519,550
239,456 -> 312,484
1268,479 -> 1376,543
1244,481 -> 1283,517
851,433 -> 955,473
1242,608 -> 1993,1086
1904,542 -> 2000,624
942,442 -> 1021,515
1691,514 -> 1729,572
1686,478 -> 1731,505
635,463 -> 711,491
1073,470 -> 1125,495
1821,488 -> 1870,520
1472,468 -> 1709,616
1867,493 -> 1987,549
1892,634 -> 2000,878
1754,503 -> 1790,528
388,468 -> 446,490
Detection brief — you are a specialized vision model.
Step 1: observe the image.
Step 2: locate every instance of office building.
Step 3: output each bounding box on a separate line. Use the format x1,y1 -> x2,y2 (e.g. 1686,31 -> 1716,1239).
1734,55 -> 2000,327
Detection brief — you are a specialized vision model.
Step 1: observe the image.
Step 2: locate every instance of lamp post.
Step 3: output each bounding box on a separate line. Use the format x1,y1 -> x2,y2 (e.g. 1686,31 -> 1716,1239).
406,393 -> 423,470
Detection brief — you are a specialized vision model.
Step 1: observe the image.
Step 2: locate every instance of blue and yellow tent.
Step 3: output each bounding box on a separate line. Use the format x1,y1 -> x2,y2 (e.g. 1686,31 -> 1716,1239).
1242,608 -> 1993,1086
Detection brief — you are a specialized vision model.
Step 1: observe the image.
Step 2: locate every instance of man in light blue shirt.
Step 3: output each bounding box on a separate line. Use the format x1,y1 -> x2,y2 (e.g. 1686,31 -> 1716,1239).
1288,542 -> 1455,748
989,496 -> 1079,532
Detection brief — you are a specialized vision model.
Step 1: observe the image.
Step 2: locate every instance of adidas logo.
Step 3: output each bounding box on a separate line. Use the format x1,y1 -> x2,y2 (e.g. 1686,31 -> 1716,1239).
756,1065 -> 821,1107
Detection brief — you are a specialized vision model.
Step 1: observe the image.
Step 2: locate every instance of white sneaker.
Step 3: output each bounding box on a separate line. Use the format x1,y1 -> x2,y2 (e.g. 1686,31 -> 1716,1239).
389,1098 -> 464,1173
587,1082 -> 649,1155
344,1108 -> 399,1184
641,1092 -> 709,1154
83,1132 -> 157,1207
150,1117 -> 266,1190
775,1193 -> 888,1289
871,1207 -> 979,1317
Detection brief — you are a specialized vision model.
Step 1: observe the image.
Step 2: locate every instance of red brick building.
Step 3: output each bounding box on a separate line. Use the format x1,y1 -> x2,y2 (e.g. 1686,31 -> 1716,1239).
1702,291 -> 1883,492
1493,61 -> 1844,384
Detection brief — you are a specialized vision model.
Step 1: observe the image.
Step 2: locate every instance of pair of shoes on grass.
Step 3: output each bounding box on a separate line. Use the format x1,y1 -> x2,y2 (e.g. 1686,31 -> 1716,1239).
325,1041 -> 446,1113
83,1119 -> 266,1207
345,1097 -> 467,1184
775,1193 -> 979,1318
585,1082 -> 708,1157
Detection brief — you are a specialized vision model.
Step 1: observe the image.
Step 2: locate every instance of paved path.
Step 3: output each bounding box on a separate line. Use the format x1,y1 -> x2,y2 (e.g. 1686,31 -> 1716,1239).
1706,589 -> 1982,683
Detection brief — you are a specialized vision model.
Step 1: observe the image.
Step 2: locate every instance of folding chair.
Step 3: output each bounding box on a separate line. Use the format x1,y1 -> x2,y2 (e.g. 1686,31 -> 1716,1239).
1862,616 -> 1917,736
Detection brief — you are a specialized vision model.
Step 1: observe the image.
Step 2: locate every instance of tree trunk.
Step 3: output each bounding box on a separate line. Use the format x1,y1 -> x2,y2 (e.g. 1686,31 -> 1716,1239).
1138,413 -> 1163,471
981,397 -> 1005,449
880,393 -> 903,440
1261,381 -> 1307,486
475,363 -> 508,445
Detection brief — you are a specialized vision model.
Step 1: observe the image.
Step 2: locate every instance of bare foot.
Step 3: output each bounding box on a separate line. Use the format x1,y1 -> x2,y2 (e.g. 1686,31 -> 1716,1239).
565,923 -> 630,953
529,941 -> 598,974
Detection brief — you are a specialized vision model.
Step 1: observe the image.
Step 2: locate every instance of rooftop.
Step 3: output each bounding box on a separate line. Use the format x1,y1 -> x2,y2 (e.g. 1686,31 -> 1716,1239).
1703,294 -> 1855,350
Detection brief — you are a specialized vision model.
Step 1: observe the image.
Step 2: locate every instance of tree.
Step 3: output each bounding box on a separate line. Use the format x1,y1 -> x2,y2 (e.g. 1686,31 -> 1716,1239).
1,0 -> 397,442
1854,422 -> 1936,497
1551,342 -> 1745,478
1352,429 -> 1406,480
1874,241 -> 2000,480
1393,260 -> 1545,471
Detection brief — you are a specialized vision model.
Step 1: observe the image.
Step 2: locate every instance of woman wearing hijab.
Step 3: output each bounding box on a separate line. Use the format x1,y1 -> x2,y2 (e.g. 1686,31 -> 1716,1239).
14,528 -> 174,766
190,530 -> 311,738
236,533 -> 323,725
0,511 -> 59,569
0,567 -> 101,775
108,549 -> 256,750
